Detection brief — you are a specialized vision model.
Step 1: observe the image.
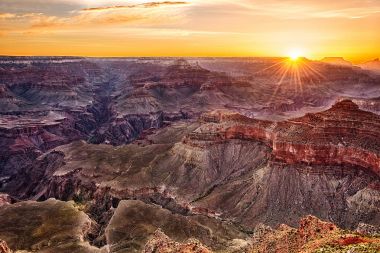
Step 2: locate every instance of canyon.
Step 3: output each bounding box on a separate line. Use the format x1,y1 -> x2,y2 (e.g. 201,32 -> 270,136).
0,57 -> 379,252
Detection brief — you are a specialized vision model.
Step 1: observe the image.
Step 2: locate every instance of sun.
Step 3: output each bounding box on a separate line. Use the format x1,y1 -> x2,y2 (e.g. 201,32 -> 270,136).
290,53 -> 300,61
288,49 -> 303,61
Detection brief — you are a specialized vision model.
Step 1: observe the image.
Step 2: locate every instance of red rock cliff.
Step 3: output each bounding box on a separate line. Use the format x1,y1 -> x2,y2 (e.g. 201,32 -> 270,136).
189,100 -> 380,176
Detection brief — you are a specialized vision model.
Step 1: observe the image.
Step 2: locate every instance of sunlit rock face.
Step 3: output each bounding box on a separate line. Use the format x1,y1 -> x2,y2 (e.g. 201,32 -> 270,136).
251,215 -> 380,253
0,57 -> 379,252
143,229 -> 211,253
192,100 -> 380,176
0,194 -> 11,207
0,240 -> 11,253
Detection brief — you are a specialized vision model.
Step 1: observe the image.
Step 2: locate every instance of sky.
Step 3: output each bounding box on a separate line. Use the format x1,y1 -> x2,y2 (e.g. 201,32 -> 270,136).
0,0 -> 379,61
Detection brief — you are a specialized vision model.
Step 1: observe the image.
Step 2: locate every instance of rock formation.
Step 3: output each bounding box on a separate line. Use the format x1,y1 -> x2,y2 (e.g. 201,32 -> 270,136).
190,100 -> 380,176
321,57 -> 353,67
0,194 -> 11,206
0,240 -> 11,253
251,215 -> 380,253
356,223 -> 380,236
143,229 -> 211,253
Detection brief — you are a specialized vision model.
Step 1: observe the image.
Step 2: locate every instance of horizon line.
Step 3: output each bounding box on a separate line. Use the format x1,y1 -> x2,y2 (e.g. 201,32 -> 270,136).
1,55 -> 378,64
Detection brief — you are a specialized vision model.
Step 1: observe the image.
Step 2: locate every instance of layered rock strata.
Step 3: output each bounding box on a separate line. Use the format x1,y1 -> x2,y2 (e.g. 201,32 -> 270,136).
187,100 -> 380,177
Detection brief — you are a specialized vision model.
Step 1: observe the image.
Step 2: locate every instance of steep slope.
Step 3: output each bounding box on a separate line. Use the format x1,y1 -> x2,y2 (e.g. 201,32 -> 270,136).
191,100 -> 380,176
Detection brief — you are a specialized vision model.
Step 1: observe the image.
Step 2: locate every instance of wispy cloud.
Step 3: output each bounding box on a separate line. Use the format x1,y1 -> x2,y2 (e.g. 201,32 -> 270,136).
81,1 -> 188,12
0,13 -> 16,19
311,8 -> 380,19
224,0 -> 380,19
0,1 -> 190,33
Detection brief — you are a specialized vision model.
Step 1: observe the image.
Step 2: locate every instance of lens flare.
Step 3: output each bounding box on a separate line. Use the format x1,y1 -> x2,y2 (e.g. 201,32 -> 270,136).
288,49 -> 303,61
254,56 -> 326,104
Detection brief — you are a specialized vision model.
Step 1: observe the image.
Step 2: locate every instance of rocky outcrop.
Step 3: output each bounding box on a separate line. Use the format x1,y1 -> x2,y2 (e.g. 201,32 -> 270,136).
0,193 -> 11,206
356,223 -> 380,236
251,215 -> 380,253
143,229 -> 211,253
0,240 -> 11,253
297,215 -> 338,242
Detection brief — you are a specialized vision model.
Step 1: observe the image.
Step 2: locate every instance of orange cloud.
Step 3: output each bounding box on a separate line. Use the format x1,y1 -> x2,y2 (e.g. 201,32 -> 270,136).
27,14 -> 147,30
13,2 -> 187,33
0,1 -> 188,32
81,1 -> 188,12
0,1 -> 189,34
142,1 -> 188,8
0,13 -> 16,19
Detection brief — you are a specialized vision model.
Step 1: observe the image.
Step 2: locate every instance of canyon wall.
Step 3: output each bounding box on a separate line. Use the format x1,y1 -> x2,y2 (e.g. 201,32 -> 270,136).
190,100 -> 380,177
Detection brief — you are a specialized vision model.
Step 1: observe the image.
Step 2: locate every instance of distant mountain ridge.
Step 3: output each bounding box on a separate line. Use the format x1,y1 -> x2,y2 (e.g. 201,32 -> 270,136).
359,58 -> 380,73
320,57 -> 353,66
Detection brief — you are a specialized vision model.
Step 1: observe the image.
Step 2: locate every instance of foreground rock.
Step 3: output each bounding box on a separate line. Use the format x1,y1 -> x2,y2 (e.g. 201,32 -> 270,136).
143,229 -> 211,253
0,204 -> 378,253
0,240 -> 11,253
0,199 -> 100,253
252,215 -> 380,253
356,223 -> 380,236
0,194 -> 11,206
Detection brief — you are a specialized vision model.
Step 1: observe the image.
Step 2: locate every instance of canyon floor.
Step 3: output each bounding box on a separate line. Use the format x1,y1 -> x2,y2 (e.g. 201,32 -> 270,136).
0,57 -> 379,253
